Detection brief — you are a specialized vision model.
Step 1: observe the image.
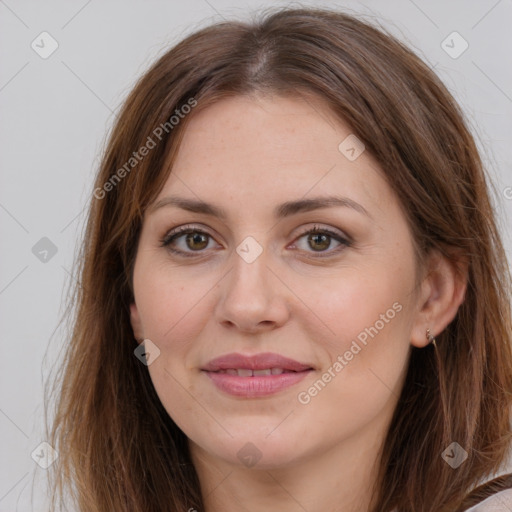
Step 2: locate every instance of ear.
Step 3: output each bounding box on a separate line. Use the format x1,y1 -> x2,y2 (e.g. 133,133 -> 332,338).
410,249 -> 468,348
129,303 -> 144,343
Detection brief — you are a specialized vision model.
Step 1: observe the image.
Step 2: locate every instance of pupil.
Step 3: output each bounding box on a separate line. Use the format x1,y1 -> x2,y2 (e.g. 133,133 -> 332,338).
309,233 -> 330,251
187,232 -> 208,250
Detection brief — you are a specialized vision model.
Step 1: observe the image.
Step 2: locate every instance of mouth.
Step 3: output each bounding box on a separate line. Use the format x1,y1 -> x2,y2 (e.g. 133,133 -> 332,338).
212,368 -> 300,376
202,352 -> 314,372
201,352 -> 314,397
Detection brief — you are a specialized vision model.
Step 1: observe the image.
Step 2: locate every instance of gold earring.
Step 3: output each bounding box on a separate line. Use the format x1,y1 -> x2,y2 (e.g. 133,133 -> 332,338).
426,328 -> 437,347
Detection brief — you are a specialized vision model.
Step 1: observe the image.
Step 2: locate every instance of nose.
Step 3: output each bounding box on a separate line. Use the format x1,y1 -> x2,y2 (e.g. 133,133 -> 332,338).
214,248 -> 291,334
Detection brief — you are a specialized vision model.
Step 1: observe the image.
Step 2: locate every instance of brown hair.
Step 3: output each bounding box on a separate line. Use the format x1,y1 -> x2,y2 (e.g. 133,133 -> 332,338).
46,7 -> 512,511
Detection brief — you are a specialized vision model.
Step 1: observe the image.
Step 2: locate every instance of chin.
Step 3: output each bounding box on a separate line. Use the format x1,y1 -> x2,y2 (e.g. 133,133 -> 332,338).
193,428 -> 313,470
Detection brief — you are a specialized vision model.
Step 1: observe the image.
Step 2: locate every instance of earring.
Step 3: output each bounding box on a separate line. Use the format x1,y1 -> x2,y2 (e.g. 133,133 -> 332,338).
426,328 -> 437,347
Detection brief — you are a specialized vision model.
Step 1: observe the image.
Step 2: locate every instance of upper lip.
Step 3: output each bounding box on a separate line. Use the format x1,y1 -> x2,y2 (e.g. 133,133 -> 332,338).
202,352 -> 313,372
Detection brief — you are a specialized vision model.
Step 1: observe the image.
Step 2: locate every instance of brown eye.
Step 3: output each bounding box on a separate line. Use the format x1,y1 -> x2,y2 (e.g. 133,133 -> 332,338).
307,232 -> 332,251
292,226 -> 351,257
185,232 -> 209,250
161,227 -> 217,257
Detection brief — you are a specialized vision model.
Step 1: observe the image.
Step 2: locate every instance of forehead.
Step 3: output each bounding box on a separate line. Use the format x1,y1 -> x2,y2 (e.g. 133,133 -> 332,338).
172,93 -> 348,171
156,94 -> 392,221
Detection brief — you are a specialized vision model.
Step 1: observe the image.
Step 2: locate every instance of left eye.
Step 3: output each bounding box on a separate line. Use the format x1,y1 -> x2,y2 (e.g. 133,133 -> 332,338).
297,228 -> 349,253
291,226 -> 350,256
161,225 -> 350,257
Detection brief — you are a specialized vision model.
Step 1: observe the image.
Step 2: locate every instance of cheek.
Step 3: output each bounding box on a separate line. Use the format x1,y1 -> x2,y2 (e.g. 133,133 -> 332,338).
291,252 -> 415,399
293,280 -> 412,438
133,257 -> 215,344
293,259 -> 413,344
133,265 -> 213,432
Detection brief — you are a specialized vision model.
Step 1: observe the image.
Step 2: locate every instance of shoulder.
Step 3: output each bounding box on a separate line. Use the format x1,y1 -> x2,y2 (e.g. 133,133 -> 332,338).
463,488 -> 512,511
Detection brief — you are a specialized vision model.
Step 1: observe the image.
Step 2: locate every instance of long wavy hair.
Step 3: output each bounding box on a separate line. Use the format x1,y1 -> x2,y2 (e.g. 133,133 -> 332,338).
46,7 -> 512,512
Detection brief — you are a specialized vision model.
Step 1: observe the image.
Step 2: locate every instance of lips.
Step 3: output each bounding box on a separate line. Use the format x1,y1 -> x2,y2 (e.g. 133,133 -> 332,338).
201,352 -> 314,397
217,368 -> 292,376
202,352 -> 313,373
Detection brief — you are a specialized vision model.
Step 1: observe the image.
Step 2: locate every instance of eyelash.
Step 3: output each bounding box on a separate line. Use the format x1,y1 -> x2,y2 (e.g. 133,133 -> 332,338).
160,224 -> 351,259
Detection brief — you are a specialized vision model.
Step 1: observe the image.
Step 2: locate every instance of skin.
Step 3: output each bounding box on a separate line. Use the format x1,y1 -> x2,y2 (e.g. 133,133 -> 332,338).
130,94 -> 466,512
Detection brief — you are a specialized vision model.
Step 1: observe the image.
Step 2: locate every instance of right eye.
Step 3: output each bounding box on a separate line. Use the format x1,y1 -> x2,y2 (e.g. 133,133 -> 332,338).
160,225 -> 220,257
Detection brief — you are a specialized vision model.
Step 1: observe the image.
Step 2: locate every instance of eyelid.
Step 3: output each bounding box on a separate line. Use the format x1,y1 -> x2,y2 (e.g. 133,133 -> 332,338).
287,224 -> 351,257
160,224 -> 217,246
291,223 -> 351,244
160,223 -> 351,257
160,224 -> 221,259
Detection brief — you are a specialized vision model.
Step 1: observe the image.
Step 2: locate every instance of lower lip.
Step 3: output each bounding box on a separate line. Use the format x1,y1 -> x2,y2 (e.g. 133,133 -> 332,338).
203,370 -> 312,397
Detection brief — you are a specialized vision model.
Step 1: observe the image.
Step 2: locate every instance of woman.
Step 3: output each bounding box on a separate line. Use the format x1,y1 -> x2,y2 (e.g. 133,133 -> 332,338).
47,7 -> 512,512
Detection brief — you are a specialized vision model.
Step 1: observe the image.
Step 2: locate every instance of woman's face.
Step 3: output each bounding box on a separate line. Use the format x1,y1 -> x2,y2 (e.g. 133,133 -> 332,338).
130,94 -> 426,470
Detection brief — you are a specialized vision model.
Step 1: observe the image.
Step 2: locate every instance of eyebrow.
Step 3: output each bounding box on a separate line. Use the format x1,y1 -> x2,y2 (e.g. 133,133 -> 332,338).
149,194 -> 371,219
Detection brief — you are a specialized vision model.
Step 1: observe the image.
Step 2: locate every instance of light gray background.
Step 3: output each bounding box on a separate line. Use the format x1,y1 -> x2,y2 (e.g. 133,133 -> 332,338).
1,0 -> 511,510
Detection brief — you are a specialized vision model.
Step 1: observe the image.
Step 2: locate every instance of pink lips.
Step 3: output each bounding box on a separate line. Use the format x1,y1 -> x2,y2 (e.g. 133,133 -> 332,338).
202,352 -> 314,398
